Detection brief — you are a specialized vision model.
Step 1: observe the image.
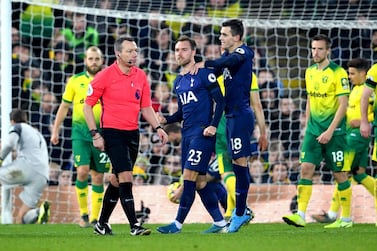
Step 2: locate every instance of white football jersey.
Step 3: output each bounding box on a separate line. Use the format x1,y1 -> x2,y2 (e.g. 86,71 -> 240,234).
1,123 -> 49,179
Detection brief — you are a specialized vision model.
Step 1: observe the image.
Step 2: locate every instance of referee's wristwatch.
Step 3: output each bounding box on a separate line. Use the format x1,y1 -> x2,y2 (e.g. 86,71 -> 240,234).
89,129 -> 99,137
154,125 -> 163,131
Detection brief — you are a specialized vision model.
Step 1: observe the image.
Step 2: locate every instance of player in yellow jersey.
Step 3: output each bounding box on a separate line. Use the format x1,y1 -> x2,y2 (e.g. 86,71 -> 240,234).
360,62 -> 377,227
282,34 -> 352,228
51,46 -> 110,227
312,58 -> 376,224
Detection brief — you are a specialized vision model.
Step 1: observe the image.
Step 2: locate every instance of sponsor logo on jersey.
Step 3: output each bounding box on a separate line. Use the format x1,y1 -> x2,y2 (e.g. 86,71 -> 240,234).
179,91 -> 198,105
308,91 -> 328,98
223,68 -> 232,80
135,89 -> 141,100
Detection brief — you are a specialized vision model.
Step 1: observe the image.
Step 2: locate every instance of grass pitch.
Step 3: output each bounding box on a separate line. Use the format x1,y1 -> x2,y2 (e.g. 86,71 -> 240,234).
0,223 -> 376,251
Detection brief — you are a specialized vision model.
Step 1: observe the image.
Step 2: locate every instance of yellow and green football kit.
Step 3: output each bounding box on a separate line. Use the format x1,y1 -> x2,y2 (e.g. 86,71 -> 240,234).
298,61 -> 352,222
366,63 -> 377,162
301,61 -> 350,170
63,72 -> 110,223
344,84 -> 373,171
328,83 -> 375,217
364,63 -> 377,220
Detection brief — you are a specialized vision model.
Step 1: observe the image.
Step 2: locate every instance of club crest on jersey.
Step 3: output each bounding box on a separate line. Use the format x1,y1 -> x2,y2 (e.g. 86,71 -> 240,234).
322,76 -> 328,83
179,91 -> 198,104
190,78 -> 194,87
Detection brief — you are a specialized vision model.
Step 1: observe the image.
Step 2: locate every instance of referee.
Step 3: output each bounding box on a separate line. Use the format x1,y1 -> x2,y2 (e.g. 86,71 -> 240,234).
84,36 -> 168,236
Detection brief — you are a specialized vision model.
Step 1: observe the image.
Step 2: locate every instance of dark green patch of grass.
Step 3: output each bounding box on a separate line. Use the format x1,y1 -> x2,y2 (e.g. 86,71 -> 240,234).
0,223 -> 376,251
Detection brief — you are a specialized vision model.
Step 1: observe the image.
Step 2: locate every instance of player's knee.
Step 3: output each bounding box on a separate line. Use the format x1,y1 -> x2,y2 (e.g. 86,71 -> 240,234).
91,172 -> 104,185
117,171 -> 133,183
300,163 -> 316,179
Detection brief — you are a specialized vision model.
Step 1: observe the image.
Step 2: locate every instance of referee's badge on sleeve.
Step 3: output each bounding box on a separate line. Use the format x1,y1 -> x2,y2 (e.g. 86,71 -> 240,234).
341,78 -> 349,90
87,84 -> 94,96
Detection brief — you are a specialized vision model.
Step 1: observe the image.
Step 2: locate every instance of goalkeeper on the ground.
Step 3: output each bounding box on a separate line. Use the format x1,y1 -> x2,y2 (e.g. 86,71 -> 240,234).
0,109 -> 50,224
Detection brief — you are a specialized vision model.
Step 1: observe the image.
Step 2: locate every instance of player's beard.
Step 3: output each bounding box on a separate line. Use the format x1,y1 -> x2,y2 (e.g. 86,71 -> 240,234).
176,58 -> 185,66
181,58 -> 194,68
313,56 -> 326,64
87,65 -> 102,75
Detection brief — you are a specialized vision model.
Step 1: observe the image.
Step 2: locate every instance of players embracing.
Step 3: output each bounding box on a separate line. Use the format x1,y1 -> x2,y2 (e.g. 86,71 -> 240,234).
156,35 -> 228,234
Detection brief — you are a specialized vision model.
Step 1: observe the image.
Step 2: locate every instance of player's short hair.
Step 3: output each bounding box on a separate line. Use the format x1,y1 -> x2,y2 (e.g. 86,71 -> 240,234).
312,34 -> 331,49
176,35 -> 196,50
10,109 -> 27,123
114,36 -> 135,53
347,58 -> 370,72
85,46 -> 103,58
222,19 -> 244,39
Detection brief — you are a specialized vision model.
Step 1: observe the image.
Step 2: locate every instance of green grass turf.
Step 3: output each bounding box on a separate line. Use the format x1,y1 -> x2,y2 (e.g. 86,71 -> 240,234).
0,223 -> 376,251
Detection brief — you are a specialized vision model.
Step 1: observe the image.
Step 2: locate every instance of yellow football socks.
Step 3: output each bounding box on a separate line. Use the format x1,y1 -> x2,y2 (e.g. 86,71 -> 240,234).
358,174 -> 375,196
75,180 -> 89,217
337,180 -> 352,219
329,184 -> 340,214
90,184 -> 104,223
224,174 -> 236,217
297,179 -> 313,214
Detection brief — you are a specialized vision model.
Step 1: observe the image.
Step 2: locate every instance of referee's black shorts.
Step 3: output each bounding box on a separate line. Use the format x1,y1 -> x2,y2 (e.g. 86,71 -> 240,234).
102,128 -> 139,174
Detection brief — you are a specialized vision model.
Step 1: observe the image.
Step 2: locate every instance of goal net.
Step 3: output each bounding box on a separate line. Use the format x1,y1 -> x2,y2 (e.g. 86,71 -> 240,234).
1,0 -> 376,224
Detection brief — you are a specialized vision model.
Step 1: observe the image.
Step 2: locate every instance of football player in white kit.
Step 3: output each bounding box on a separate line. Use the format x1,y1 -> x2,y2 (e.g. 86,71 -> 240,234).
0,109 -> 50,224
